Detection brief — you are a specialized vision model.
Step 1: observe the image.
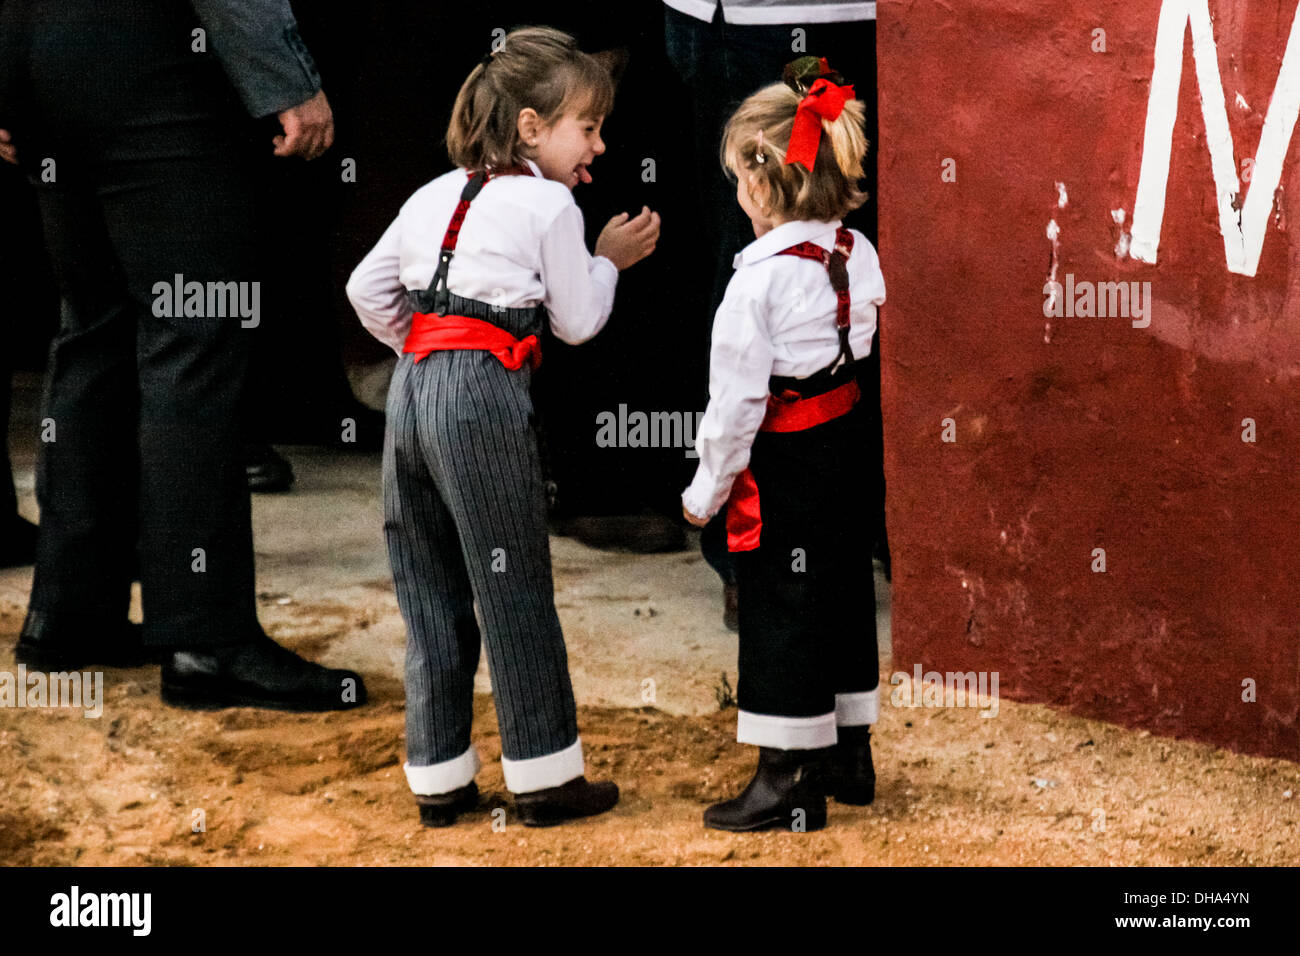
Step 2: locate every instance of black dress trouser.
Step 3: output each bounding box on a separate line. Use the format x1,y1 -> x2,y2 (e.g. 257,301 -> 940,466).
663,7 -> 883,586
5,0 -> 260,647
735,400 -> 880,723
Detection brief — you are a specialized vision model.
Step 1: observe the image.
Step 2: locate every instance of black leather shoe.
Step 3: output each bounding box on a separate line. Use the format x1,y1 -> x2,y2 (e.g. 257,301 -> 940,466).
161,632 -> 367,711
246,443 -> 295,494
15,611 -> 157,670
514,776 -> 619,827
829,725 -> 875,805
416,782 -> 479,827
703,746 -> 829,832
0,516 -> 38,569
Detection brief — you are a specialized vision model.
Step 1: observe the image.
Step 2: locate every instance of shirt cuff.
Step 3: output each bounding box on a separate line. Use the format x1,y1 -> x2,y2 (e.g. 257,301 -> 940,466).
682,478 -> 720,522
592,255 -> 618,286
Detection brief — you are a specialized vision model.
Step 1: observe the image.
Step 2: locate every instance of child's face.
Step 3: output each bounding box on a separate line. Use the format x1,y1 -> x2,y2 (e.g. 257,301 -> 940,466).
736,170 -> 776,238
527,111 -> 606,190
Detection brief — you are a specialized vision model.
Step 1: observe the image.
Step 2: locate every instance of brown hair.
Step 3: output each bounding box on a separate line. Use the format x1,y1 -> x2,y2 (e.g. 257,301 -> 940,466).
721,80 -> 869,223
446,26 -> 616,172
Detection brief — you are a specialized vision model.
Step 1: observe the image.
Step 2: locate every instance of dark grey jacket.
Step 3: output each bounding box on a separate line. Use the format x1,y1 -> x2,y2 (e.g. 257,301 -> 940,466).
189,0 -> 321,117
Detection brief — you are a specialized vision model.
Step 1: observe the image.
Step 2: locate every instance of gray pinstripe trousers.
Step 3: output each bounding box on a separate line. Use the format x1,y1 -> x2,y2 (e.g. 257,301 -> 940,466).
383,341 -> 580,793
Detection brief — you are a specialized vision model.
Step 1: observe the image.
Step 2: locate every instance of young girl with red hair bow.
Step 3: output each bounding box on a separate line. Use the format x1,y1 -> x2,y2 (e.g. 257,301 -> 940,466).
682,58 -> 886,832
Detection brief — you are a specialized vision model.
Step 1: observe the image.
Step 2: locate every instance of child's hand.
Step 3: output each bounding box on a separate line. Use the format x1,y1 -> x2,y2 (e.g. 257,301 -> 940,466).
596,206 -> 660,270
0,129 -> 17,165
682,504 -> 709,528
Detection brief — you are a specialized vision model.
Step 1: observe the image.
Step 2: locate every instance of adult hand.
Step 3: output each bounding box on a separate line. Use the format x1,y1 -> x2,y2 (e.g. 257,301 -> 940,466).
272,90 -> 334,160
682,503 -> 709,528
0,129 -> 17,165
595,205 -> 660,270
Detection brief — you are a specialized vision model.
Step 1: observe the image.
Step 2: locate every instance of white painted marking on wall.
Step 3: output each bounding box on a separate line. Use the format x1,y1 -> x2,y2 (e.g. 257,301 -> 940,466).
1130,0 -> 1300,277
1112,208 -> 1131,258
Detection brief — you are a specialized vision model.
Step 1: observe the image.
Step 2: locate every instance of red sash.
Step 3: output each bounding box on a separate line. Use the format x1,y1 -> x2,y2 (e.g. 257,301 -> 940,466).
403,165 -> 539,371
404,313 -> 542,370
724,379 -> 860,552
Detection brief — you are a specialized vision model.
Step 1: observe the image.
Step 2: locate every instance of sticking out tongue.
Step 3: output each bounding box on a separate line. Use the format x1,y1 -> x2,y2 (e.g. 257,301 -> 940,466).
577,164 -> 593,184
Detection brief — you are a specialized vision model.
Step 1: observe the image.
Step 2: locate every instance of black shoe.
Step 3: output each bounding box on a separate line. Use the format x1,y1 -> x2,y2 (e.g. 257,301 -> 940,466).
829,725 -> 875,805
555,514 -> 687,554
723,582 -> 739,632
161,631 -> 367,712
416,782 -> 479,827
0,515 -> 38,569
15,611 -> 158,670
246,443 -> 295,493
514,776 -> 619,827
703,746 -> 829,832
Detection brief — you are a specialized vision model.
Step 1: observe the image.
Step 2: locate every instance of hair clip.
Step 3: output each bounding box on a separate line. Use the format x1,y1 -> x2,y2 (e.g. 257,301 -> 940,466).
755,129 -> 766,164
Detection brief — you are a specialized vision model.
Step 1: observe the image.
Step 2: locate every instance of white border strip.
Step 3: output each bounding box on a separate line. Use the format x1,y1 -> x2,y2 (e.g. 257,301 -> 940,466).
501,737 -> 585,794
835,688 -> 879,726
737,709 -> 837,748
404,745 -> 481,795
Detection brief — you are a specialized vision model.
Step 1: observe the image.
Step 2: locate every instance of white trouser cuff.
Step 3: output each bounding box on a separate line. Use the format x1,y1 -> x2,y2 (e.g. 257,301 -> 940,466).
404,744 -> 481,795
737,710 -> 837,749
501,737 -> 585,794
835,688 -> 879,726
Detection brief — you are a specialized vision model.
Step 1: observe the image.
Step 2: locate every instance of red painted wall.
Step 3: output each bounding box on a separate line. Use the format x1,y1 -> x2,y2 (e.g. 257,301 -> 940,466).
879,0 -> 1300,759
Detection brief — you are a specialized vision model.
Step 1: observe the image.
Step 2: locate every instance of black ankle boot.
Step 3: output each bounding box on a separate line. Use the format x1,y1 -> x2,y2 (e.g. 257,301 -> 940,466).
416,782 -> 479,827
703,746 -> 829,832
514,776 -> 619,827
830,726 -> 875,805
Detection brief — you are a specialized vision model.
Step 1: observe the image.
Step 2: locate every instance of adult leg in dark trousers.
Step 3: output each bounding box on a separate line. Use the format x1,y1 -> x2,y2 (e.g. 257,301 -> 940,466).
0,167 -> 43,567
6,0 -> 364,710
666,8 -> 886,620
0,360 -> 38,568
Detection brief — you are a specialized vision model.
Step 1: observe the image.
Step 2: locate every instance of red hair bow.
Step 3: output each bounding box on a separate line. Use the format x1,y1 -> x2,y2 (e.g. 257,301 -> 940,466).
784,77 -> 855,171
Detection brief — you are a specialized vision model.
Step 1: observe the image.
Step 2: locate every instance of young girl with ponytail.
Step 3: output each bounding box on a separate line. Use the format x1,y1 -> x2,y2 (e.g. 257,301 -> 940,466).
682,57 -> 886,832
348,26 -> 659,828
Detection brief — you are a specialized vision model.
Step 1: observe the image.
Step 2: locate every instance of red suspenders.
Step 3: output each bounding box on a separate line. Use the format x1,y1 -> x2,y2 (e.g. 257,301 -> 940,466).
725,226 -> 861,552
775,225 -> 856,370
403,166 -> 543,370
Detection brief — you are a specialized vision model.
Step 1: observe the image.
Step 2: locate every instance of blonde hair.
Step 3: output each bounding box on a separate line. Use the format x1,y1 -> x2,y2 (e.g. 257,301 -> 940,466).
446,26 -> 615,172
721,80 -> 869,223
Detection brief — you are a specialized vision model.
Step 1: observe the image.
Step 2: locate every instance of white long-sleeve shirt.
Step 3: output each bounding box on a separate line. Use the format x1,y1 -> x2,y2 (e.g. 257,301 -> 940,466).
346,158 -> 618,353
663,0 -> 877,25
682,218 -> 885,520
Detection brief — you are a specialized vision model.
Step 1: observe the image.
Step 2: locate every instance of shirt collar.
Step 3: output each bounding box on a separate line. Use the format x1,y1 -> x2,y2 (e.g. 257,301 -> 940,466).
733,219 -> 843,269
483,158 -> 544,178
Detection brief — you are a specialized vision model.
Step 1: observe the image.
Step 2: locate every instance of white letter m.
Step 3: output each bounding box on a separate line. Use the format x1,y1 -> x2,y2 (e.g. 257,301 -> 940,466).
1130,0 -> 1300,277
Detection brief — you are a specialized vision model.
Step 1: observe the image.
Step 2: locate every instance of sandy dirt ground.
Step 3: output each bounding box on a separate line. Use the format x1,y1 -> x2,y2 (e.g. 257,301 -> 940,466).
1,374 -> 1298,866
1,639 -> 1298,866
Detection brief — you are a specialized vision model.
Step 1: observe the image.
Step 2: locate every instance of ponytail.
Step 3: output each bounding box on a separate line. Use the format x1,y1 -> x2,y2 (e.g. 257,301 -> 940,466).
446,26 -> 615,172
